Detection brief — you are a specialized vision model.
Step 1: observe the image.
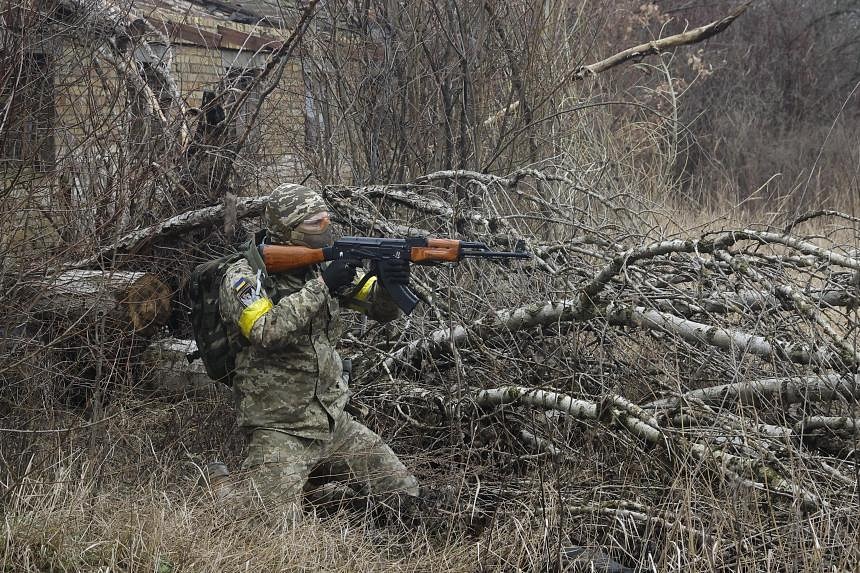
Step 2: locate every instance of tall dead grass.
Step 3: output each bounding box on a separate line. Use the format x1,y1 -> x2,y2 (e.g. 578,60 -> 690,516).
3,386 -> 859,572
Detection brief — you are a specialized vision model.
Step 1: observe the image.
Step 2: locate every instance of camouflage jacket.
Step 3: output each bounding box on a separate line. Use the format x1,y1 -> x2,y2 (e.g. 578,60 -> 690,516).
219,258 -> 400,439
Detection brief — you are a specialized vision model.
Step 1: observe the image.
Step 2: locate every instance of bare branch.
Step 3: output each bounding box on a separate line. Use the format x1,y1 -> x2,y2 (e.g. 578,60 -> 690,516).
649,374 -> 860,409
574,3 -> 750,80
66,197 -> 269,268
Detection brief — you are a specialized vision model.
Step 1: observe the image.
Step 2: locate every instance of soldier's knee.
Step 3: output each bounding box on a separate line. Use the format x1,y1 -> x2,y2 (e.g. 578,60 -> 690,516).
242,461 -> 306,517
242,430 -> 314,511
365,463 -> 419,498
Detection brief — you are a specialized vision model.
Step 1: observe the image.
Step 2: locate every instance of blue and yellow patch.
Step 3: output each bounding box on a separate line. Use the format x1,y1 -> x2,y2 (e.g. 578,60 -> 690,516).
233,277 -> 261,308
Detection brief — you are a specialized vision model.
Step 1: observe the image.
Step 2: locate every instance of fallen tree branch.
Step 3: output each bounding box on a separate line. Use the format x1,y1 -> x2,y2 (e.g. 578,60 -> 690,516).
582,229 -> 860,306
795,416 -> 860,435
608,304 -> 847,368
573,3 -> 749,80
566,501 -> 711,545
381,299 -> 589,371
471,386 -> 821,509
67,196 -> 269,268
657,288 -> 860,316
69,184 -> 444,269
649,374 -> 860,410
712,249 -> 859,364
382,296 -> 846,372
743,230 -> 860,271
327,185 -> 495,230
784,210 -> 860,234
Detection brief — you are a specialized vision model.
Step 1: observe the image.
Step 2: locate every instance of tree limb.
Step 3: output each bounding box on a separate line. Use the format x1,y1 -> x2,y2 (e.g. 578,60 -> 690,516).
649,373 -> 860,410
66,196 -> 269,268
573,3 -> 750,80
473,386 -> 820,509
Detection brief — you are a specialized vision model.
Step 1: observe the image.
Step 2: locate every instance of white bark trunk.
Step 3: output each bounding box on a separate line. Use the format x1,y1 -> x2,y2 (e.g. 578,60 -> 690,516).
649,374 -> 860,409
383,298 -> 847,372
472,386 -> 820,509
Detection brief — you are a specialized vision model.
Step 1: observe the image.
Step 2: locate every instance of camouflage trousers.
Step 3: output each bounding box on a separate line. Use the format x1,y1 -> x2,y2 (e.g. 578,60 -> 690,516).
242,413 -> 419,515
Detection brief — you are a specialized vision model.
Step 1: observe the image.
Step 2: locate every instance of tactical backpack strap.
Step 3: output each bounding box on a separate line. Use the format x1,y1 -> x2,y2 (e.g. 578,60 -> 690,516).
188,235 -> 283,385
243,237 -> 277,296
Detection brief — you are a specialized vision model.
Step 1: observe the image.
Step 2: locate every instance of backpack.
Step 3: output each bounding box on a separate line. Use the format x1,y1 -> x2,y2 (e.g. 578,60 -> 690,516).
188,239 -> 269,384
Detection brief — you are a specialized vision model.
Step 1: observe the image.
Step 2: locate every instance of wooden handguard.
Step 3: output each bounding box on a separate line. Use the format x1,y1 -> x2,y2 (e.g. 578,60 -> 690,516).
410,238 -> 461,263
259,245 -> 326,273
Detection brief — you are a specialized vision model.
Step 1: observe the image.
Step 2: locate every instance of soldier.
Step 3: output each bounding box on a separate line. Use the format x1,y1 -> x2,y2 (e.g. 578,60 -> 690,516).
215,183 -> 419,517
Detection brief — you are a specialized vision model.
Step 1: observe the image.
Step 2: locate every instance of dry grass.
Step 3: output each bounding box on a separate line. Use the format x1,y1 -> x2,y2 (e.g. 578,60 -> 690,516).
0,394 -> 476,572
3,365 -> 859,572
2,470 -> 472,572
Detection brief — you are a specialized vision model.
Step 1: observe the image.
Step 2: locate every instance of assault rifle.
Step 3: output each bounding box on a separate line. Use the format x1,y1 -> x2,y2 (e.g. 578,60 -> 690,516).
259,236 -> 530,314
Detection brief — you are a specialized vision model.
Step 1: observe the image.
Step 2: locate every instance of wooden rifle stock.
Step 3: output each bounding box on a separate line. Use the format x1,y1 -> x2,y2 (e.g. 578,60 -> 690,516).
259,245 -> 326,273
410,238 -> 462,263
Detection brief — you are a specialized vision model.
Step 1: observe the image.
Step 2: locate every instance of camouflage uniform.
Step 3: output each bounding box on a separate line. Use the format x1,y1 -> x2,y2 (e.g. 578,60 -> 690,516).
219,183 -> 418,515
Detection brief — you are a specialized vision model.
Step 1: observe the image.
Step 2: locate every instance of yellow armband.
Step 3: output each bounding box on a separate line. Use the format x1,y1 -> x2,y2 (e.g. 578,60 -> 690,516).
353,275 -> 377,301
344,275 -> 377,312
238,297 -> 273,338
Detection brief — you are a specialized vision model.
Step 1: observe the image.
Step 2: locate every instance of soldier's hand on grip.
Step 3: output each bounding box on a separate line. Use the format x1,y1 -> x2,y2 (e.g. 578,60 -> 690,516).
322,259 -> 358,292
378,258 -> 410,288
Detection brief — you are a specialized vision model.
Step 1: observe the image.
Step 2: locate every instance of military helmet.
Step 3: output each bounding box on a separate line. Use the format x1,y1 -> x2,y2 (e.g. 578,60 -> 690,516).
264,183 -> 328,244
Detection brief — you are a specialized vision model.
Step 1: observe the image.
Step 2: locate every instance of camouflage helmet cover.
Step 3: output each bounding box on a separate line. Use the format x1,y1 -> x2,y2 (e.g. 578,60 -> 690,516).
264,183 -> 328,244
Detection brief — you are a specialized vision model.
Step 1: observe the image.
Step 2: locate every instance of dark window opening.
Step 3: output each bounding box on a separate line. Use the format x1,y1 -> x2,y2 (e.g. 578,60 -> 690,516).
1,52 -> 55,171
220,67 -> 262,151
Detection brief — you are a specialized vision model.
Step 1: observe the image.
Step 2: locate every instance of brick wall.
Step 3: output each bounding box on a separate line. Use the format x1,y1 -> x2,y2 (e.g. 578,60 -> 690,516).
172,44 -> 309,190
2,17 -> 312,259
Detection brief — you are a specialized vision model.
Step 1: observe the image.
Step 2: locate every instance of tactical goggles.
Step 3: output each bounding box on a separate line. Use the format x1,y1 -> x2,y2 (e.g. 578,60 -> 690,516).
296,211 -> 331,232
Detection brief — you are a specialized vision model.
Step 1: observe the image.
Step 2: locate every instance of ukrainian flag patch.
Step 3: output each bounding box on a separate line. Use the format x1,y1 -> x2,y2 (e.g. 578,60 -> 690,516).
233,277 -> 261,308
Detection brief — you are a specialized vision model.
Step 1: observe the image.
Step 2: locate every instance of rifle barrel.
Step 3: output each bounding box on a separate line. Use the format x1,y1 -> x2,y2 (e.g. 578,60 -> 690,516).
460,250 -> 530,259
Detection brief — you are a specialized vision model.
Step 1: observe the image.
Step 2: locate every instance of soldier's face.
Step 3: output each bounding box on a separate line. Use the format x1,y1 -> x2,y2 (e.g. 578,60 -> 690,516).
291,211 -> 334,248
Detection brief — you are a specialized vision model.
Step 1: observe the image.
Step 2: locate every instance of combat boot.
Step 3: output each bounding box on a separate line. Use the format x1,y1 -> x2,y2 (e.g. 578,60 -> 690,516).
201,461 -> 233,501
